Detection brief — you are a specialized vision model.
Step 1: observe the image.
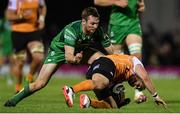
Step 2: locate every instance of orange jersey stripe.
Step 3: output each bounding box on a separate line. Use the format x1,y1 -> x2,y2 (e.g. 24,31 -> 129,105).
106,54 -> 135,83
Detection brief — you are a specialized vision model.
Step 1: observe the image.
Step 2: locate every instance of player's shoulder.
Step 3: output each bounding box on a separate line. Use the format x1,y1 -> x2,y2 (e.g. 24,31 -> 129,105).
67,20 -> 81,28
65,20 -> 81,32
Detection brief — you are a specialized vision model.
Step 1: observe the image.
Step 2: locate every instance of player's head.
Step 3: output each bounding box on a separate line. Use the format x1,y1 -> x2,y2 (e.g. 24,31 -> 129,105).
81,7 -> 100,35
128,75 -> 145,91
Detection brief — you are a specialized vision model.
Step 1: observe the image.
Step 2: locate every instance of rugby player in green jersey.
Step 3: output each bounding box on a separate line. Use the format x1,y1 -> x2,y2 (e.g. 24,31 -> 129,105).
4,7 -> 113,107
94,0 -> 146,103
0,0 -> 12,67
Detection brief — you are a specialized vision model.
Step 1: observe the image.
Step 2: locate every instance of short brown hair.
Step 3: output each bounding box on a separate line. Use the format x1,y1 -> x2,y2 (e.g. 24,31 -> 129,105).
81,7 -> 100,21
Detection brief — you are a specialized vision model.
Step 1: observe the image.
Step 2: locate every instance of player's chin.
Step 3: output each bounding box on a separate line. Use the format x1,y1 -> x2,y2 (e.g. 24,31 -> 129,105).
134,94 -> 147,104
89,29 -> 95,33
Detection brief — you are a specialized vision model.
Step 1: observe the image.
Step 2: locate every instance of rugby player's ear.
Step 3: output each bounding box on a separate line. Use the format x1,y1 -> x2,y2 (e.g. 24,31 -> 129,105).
82,19 -> 86,25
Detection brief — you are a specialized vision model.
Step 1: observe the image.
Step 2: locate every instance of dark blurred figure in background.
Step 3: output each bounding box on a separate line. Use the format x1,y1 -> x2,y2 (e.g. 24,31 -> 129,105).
0,0 -> 12,66
6,0 -> 46,93
0,0 -> 13,85
143,23 -> 180,66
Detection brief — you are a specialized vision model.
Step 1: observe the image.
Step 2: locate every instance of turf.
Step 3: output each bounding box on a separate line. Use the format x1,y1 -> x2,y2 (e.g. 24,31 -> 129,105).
0,75 -> 180,113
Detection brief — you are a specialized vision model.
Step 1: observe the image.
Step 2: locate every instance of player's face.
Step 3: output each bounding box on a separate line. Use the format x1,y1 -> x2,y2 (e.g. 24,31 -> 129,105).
83,15 -> 99,35
128,75 -> 145,91
133,80 -> 145,90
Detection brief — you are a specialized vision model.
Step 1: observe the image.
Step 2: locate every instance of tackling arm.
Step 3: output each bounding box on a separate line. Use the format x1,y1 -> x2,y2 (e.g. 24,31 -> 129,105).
64,45 -> 83,64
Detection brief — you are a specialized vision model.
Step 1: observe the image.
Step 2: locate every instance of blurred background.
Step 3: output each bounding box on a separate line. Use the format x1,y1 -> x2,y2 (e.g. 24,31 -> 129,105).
1,0 -> 180,78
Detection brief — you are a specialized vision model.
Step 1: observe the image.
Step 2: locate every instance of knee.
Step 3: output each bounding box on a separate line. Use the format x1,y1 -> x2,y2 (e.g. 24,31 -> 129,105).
32,53 -> 44,63
92,79 -> 109,90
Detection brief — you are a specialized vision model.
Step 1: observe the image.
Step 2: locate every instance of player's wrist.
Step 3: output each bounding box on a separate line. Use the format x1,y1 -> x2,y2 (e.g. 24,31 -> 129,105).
39,15 -> 45,22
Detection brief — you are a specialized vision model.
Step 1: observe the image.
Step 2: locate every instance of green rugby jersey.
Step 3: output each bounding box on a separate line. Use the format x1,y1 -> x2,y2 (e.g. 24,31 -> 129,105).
50,20 -> 111,53
109,0 -> 139,25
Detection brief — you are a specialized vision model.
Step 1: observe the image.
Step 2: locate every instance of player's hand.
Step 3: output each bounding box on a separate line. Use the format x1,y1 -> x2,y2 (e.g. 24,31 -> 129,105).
114,0 -> 128,8
137,1 -> 145,12
74,51 -> 83,63
38,20 -> 45,30
134,93 -> 147,103
154,95 -> 167,108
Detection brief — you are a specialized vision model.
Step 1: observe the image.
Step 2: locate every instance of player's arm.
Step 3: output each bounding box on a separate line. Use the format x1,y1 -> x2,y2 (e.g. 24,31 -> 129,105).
6,9 -> 19,21
64,45 -> 83,64
64,28 -> 83,64
38,0 -> 46,29
132,57 -> 167,107
6,0 -> 21,21
94,0 -> 128,8
105,96 -> 118,108
137,0 -> 145,12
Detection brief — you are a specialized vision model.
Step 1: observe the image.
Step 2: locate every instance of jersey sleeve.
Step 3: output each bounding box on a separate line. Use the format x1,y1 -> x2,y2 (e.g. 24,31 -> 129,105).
64,27 -> 77,47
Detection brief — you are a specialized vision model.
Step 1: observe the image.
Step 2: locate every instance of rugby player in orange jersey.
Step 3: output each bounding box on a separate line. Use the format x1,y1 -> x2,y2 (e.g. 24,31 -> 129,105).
63,54 -> 166,108
6,0 -> 46,93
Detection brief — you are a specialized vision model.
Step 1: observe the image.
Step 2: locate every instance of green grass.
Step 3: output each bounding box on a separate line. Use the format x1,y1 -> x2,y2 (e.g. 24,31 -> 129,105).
0,75 -> 180,113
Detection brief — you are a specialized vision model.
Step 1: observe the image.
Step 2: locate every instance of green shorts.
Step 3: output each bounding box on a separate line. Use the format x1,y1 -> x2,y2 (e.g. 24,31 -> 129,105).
44,48 -> 66,64
108,18 -> 142,44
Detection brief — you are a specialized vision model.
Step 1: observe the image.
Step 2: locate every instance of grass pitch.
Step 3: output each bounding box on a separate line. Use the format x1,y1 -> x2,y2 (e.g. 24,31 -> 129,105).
0,75 -> 180,113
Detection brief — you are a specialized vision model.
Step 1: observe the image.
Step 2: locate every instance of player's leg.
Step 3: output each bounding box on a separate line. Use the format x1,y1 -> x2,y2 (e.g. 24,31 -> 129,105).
111,44 -> 124,54
11,51 -> 26,93
4,48 -> 65,107
4,63 -> 59,107
126,34 -> 142,60
10,31 -> 28,93
66,57 -> 113,93
63,73 -> 109,108
80,86 -> 121,109
80,94 -> 111,109
27,40 -> 44,82
108,24 -> 127,54
63,57 -> 114,107
87,51 -> 104,64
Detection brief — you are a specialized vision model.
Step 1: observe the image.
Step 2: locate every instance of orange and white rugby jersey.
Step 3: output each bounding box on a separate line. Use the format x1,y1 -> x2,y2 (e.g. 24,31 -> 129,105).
106,54 -> 135,83
8,0 -> 44,32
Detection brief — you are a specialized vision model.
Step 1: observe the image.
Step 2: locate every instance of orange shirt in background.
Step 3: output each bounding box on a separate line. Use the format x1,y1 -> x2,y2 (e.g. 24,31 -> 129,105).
12,0 -> 39,32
